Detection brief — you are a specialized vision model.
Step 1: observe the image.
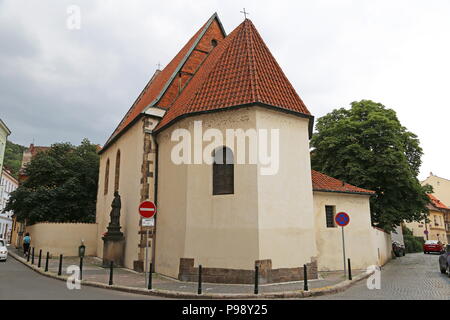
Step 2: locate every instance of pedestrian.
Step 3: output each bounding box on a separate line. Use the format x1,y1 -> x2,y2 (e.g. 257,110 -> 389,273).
23,233 -> 31,257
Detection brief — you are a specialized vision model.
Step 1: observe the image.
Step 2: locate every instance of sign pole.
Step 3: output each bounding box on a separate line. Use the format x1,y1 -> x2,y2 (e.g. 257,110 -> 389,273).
145,227 -> 149,287
138,200 -> 157,287
341,226 -> 346,276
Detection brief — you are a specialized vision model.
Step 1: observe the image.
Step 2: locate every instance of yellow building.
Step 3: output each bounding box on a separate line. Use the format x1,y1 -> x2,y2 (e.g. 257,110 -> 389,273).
404,194 -> 449,244
421,174 -> 450,243
95,14 -> 391,283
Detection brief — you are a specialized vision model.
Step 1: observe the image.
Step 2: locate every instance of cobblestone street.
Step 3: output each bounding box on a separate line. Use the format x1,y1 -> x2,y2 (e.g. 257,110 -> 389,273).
309,253 -> 450,300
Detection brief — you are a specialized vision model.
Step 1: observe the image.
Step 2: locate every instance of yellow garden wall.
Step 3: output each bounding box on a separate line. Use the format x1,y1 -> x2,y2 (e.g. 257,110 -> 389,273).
25,222 -> 98,256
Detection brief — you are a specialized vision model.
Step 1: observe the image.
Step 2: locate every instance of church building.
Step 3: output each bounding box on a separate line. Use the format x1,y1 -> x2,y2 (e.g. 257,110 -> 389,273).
96,13 -> 388,283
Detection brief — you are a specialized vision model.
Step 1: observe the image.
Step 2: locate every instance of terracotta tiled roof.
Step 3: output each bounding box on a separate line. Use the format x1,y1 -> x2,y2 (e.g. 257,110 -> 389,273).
104,14 -> 223,148
428,194 -> 449,210
155,19 -> 311,131
311,170 -> 375,195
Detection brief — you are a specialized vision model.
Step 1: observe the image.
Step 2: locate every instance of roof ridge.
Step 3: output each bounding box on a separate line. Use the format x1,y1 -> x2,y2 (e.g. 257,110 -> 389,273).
248,20 -> 310,115
145,13 -> 225,110
154,18 -> 313,132
101,13 -> 227,152
245,20 -> 258,103
173,20 -> 245,113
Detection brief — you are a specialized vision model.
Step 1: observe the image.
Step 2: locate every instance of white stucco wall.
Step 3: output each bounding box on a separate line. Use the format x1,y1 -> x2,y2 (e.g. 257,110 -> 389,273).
256,108 -> 316,268
313,191 -> 378,271
371,227 -> 392,266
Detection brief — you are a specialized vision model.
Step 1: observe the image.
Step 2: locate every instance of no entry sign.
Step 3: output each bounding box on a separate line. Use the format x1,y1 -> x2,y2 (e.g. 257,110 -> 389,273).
335,212 -> 350,227
139,201 -> 156,218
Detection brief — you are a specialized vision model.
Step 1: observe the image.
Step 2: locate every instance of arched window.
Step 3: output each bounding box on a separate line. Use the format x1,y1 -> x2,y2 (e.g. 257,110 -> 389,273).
213,146 -> 234,195
114,150 -> 121,192
104,158 -> 110,195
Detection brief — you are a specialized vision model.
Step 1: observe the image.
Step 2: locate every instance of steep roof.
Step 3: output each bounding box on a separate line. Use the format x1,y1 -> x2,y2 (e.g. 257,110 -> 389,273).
428,194 -> 449,210
155,18 -> 311,131
102,13 -> 226,150
311,170 -> 375,195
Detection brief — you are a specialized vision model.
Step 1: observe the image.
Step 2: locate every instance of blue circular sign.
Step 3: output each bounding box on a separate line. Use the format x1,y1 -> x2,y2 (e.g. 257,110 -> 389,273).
335,212 -> 350,227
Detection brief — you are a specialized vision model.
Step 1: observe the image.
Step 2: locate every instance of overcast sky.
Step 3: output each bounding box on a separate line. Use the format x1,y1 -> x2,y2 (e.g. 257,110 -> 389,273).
1,0 -> 449,180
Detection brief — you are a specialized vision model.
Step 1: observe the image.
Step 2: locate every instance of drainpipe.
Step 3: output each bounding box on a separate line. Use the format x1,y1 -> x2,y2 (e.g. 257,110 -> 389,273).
151,138 -> 159,271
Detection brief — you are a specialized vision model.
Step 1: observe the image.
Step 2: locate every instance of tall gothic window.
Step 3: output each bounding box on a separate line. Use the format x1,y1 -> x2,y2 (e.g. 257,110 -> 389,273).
213,146 -> 234,195
114,150 -> 121,192
104,158 -> 110,195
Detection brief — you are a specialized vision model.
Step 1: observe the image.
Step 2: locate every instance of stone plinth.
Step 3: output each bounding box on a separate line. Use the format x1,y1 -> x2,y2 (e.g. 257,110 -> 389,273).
102,233 -> 125,267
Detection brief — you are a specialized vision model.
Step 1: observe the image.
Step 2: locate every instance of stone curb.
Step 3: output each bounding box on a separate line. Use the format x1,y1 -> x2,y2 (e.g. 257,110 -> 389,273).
10,251 -> 374,299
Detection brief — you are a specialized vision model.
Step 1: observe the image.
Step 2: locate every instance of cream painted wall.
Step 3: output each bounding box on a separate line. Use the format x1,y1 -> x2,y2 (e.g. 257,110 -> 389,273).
371,227 -> 392,266
155,106 -> 318,277
155,128 -> 188,277
96,118 -> 146,269
256,108 -> 316,268
26,223 -> 97,256
156,107 -> 260,277
313,191 -> 377,271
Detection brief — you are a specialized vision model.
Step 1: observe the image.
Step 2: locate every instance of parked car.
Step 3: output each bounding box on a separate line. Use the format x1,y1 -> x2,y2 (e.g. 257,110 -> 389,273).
392,241 -> 406,257
423,240 -> 444,254
0,239 -> 8,262
439,245 -> 450,277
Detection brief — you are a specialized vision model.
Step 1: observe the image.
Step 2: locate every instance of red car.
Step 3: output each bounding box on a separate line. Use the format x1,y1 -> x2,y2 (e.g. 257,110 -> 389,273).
423,240 -> 444,254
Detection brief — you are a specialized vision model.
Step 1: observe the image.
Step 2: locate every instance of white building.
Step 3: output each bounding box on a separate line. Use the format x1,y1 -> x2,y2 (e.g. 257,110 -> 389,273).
0,169 -> 18,241
0,119 -> 11,178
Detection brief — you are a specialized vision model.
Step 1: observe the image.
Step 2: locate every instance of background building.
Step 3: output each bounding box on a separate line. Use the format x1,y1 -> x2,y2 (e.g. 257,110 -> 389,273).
0,119 -> 11,177
0,169 -> 18,241
10,143 -> 49,247
422,174 -> 450,243
404,194 -> 449,243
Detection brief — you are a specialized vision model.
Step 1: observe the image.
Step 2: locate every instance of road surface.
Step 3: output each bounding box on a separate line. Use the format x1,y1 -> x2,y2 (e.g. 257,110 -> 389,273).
308,252 -> 450,299
0,257 -> 162,300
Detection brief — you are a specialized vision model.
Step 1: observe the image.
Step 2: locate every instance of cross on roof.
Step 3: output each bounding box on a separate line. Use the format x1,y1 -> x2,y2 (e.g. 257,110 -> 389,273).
157,62 -> 162,70
240,8 -> 249,19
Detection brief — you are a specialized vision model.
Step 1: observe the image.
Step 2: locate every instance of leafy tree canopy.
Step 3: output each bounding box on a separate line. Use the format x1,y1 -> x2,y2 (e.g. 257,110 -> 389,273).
311,100 -> 430,231
3,140 -> 26,179
4,139 -> 99,224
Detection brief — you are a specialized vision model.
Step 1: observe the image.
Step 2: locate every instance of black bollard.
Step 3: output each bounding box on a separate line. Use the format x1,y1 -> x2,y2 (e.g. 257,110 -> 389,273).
27,249 -> 30,262
197,265 -> 202,295
303,264 -> 308,291
148,263 -> 153,290
45,252 -> 49,272
109,261 -> 114,285
58,254 -> 63,276
79,257 -> 83,281
348,258 -> 352,280
31,247 -> 35,265
38,249 -> 42,268
254,265 -> 259,294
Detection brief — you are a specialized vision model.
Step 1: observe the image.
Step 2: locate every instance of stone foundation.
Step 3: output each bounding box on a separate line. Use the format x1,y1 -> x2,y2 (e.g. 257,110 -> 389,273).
178,258 -> 318,284
102,237 -> 125,267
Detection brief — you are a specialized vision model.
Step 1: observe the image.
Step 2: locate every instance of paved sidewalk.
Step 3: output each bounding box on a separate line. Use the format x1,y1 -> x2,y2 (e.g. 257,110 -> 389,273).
12,247 -> 365,295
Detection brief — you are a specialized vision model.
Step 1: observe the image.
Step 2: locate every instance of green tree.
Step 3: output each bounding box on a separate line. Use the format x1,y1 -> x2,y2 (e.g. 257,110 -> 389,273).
402,225 -> 425,253
3,139 -> 99,224
3,140 -> 26,178
311,100 -> 430,231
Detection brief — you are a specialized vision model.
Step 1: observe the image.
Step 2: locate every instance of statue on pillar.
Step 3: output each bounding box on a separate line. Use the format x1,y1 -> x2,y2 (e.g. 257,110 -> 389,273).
105,191 -> 124,238
102,191 -> 125,267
